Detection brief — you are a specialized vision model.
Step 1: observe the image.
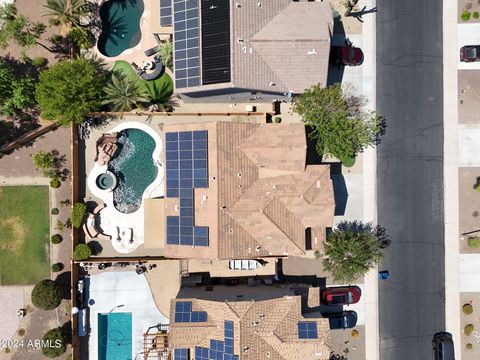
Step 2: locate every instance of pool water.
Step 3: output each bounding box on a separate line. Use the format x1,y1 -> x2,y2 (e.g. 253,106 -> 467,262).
98,312 -> 132,360
97,0 -> 144,57
108,129 -> 158,213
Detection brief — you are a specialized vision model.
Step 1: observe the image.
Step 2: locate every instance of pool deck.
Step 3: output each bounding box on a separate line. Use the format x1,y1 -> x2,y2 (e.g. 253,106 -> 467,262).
87,271 -> 169,360
94,0 -> 159,66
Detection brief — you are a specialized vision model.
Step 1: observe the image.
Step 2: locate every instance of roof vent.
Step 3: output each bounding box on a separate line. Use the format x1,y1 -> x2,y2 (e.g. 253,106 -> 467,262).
237,38 -> 244,43
229,228 -> 233,234
209,5 -> 218,9
242,46 -> 247,53
243,347 -> 250,353
256,246 -> 262,252
266,352 -> 271,358
235,3 -> 241,7
269,82 -> 276,87
307,49 -> 317,55
259,314 -> 265,319
257,2 -> 262,7
238,172 -> 242,177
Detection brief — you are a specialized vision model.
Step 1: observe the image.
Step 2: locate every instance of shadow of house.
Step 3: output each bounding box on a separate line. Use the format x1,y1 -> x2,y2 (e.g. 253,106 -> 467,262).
330,163 -> 348,216
327,16 -> 347,86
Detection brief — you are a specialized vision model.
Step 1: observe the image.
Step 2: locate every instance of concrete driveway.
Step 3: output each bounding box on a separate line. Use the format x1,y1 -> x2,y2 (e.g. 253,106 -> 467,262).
0,288 -> 24,340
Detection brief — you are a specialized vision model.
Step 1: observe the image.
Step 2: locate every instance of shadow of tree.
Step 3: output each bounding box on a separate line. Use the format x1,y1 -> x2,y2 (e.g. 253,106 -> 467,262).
55,271 -> 72,300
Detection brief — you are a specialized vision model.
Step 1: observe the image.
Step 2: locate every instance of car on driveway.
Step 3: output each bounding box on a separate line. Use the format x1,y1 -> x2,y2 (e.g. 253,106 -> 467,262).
460,45 -> 480,62
325,311 -> 358,330
330,45 -> 364,66
321,286 -> 361,305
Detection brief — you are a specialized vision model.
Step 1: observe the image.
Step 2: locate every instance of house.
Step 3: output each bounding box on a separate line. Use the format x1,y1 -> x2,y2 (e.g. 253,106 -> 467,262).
159,0 -> 334,102
144,122 -> 335,259
168,295 -> 331,359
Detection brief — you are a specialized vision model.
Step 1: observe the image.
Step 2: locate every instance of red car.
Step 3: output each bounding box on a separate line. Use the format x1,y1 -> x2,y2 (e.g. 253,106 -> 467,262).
321,286 -> 361,305
330,46 -> 364,66
460,45 -> 480,62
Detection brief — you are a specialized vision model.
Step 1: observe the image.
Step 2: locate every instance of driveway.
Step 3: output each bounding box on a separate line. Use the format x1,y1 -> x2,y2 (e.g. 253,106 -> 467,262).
0,288 -> 24,340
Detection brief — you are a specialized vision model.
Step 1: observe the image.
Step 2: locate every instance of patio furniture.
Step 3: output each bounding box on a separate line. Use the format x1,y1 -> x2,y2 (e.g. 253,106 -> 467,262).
93,202 -> 106,215
97,232 -> 112,241
144,46 -> 160,57
143,60 -> 154,70
128,228 -> 134,244
140,56 -> 164,81
83,215 -> 99,238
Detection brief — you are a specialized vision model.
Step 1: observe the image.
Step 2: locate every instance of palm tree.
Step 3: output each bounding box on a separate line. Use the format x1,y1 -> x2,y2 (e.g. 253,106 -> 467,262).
158,39 -> 173,70
102,73 -> 150,112
44,0 -> 90,36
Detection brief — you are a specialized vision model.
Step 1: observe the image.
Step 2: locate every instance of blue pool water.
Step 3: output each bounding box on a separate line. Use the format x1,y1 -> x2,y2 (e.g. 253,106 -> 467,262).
97,0 -> 144,57
108,128 -> 158,214
98,312 -> 133,360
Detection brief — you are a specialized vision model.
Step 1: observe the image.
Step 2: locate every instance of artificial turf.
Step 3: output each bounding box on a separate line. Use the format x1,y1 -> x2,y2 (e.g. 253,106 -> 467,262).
0,186 -> 50,285
112,60 -> 174,103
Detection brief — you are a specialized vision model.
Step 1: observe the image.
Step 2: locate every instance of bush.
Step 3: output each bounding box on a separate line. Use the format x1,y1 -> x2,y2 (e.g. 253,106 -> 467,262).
463,303 -> 473,314
32,57 -> 48,68
466,343 -> 473,349
31,279 -> 62,310
274,116 -> 282,123
41,327 -> 67,358
341,155 -> 356,167
73,244 -> 92,261
17,328 -> 25,336
51,234 -> 62,244
51,262 -> 64,272
50,177 -> 61,189
468,237 -> 480,248
474,12 -> 480,19
51,208 -> 59,215
465,324 -> 474,336
71,203 -> 87,229
55,219 -> 64,231
462,10 -> 472,21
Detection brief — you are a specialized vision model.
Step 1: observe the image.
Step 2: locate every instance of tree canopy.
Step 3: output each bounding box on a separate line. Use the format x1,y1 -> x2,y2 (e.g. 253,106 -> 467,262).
73,243 -> 92,261
41,327 -> 68,358
31,279 -> 62,310
102,72 -> 149,112
0,4 -> 46,49
0,60 -> 37,115
36,58 -> 106,126
293,83 -> 383,162
320,221 -> 390,283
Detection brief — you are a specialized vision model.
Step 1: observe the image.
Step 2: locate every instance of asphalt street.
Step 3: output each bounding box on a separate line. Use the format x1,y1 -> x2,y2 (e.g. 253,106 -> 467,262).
376,1 -> 444,359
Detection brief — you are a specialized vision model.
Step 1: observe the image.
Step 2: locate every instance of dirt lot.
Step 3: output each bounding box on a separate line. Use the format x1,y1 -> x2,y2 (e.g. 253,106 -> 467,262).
458,168 -> 480,253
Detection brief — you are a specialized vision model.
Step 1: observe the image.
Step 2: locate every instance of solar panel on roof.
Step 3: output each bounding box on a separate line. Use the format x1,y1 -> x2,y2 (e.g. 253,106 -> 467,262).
160,0 -> 172,26
174,301 -> 208,323
173,0 -> 201,88
193,321 -> 238,360
200,0 -> 231,85
297,322 -> 318,339
174,348 -> 188,360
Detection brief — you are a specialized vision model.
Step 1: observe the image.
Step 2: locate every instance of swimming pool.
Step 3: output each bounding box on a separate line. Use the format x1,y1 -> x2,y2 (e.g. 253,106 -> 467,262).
97,0 -> 144,57
108,128 -> 158,214
98,312 -> 132,360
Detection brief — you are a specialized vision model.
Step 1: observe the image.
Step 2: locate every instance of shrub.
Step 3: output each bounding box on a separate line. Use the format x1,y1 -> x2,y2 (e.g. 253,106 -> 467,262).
274,116 -> 282,123
341,155 -> 356,167
476,184 -> 480,192
55,219 -> 64,231
51,234 -> 63,244
31,279 -> 62,310
50,177 -> 61,189
462,10 -> 472,21
32,57 -> 48,68
51,262 -> 64,272
468,237 -> 480,248
465,324 -> 474,336
17,328 -> 25,336
466,343 -> 473,349
463,303 -> 473,314
73,244 -> 92,261
474,12 -> 480,19
41,327 -> 67,358
51,207 -> 59,215
71,203 -> 87,229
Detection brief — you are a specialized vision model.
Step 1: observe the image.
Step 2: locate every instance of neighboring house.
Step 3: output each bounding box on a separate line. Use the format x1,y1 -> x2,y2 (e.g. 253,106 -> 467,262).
144,122 -> 335,259
158,0 -> 333,102
168,296 -> 331,359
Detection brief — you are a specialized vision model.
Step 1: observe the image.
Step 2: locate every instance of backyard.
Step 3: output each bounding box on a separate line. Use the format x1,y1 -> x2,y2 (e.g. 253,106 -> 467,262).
0,186 -> 50,285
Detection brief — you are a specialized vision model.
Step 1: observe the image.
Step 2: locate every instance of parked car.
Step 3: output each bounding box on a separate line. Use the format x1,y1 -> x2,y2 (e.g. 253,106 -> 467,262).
321,286 -> 361,305
460,45 -> 480,62
432,332 -> 455,360
330,45 -> 364,66
325,311 -> 358,330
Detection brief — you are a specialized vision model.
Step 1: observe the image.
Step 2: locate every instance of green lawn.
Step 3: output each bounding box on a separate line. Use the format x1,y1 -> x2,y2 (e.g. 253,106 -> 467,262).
0,186 -> 50,285
112,60 -> 174,103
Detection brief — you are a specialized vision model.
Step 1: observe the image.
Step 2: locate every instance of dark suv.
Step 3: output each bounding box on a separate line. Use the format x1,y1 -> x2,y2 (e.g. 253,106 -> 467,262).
432,332 -> 455,360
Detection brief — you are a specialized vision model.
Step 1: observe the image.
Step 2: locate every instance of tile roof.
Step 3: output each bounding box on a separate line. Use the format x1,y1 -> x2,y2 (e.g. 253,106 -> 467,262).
162,122 -> 335,259
169,296 -> 331,360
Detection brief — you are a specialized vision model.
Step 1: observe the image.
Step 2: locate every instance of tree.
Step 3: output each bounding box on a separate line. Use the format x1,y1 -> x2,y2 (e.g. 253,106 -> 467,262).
36,58 -> 106,126
320,221 -> 390,283
102,72 -> 149,112
31,279 -> 62,310
0,4 -> 46,49
293,83 -> 383,163
32,150 -> 56,177
0,60 -> 37,115
41,327 -> 67,358
73,243 -> 92,261
71,202 -> 86,228
158,39 -> 173,70
44,0 -> 90,36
